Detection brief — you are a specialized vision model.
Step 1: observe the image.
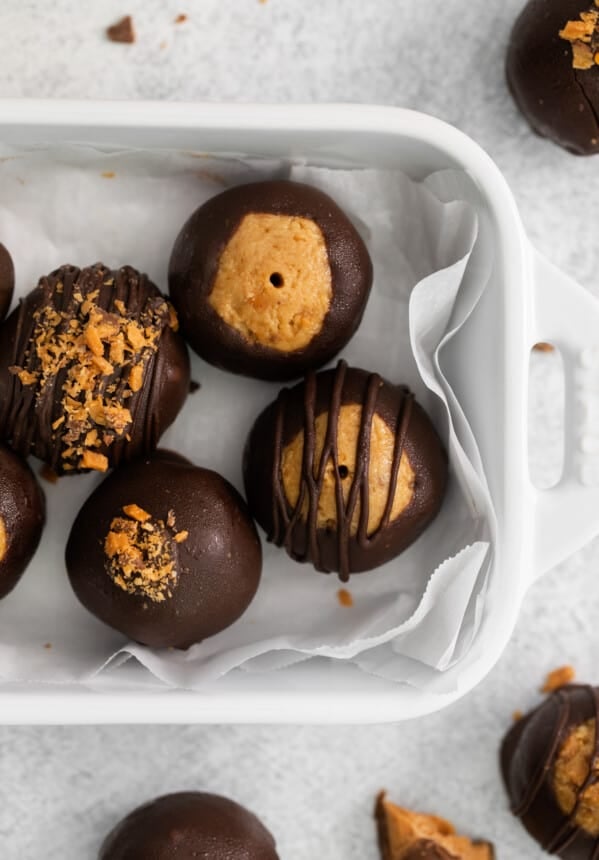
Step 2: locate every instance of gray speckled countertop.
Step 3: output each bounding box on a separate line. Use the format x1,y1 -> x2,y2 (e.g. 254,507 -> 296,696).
0,1 -> 597,857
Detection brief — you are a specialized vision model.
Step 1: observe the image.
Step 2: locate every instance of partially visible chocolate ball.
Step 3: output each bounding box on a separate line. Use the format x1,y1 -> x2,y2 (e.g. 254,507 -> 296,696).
0,444 -> 45,599
168,180 -> 373,381
66,450 -> 262,649
0,243 -> 14,322
243,361 -> 448,581
502,684 -> 599,858
99,792 -> 280,860
507,0 -> 599,154
0,263 -> 190,475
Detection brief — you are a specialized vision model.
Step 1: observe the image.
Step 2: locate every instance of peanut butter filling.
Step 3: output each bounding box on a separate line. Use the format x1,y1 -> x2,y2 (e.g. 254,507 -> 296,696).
553,719 -> 599,836
104,504 -> 188,603
0,516 -> 7,563
281,404 -> 415,536
208,212 -> 332,352
376,794 -> 492,860
559,4 -> 599,70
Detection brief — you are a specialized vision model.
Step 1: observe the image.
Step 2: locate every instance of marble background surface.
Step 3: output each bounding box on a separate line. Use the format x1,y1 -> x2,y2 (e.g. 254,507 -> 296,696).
0,0 -> 596,857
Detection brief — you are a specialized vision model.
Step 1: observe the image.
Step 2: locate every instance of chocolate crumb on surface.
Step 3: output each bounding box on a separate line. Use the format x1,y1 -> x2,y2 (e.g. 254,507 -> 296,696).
542,664 -> 576,693
174,13 -> 188,23
189,379 -> 201,394
106,15 -> 135,43
533,341 -> 555,352
39,464 -> 58,484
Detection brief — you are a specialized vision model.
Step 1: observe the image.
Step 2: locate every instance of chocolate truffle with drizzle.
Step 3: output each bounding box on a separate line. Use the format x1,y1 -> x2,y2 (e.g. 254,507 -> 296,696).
66,450 -> 262,649
507,0 -> 599,154
168,180 -> 373,381
100,792 -> 280,860
0,263 -> 190,475
502,684 -> 599,858
0,243 -> 14,322
243,361 -> 448,581
0,444 -> 45,600
375,793 -> 494,860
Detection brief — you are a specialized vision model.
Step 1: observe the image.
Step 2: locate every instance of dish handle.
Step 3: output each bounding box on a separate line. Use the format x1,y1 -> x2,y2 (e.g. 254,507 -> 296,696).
530,250 -> 599,581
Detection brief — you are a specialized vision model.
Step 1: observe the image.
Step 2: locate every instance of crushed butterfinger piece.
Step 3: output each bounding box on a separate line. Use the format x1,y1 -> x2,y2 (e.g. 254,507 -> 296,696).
123,504 -> 151,522
533,342 -> 555,352
174,530 -> 189,543
128,364 -> 143,392
39,464 -> 59,484
106,15 -> 135,44
337,588 -> 354,607
513,709 -> 524,722
79,450 -> 109,472
542,665 -> 576,693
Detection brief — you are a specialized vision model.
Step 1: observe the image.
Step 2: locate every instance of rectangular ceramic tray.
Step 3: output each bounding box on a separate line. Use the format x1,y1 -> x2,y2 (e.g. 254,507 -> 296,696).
1,99 -> 598,724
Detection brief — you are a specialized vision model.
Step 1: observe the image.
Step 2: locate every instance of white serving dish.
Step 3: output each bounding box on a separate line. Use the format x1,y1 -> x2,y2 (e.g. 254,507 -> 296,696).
0,99 -> 597,725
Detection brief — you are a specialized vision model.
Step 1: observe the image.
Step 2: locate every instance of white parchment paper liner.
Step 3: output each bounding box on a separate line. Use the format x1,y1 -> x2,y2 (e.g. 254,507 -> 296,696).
0,148 -> 496,691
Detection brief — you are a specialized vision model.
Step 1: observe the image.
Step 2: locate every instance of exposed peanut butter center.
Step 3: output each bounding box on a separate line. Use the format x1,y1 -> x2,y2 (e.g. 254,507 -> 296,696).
208,212 -> 333,352
104,504 -> 188,603
553,718 -> 599,836
559,5 -> 599,69
377,795 -> 492,860
0,517 -> 7,563
281,404 -> 415,536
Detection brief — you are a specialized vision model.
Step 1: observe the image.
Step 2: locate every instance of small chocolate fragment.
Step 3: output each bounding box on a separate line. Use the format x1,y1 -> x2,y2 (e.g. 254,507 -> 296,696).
0,243 -> 14,322
100,792 -> 279,860
506,0 -> 599,154
168,180 -> 373,381
66,450 -> 262,649
0,263 -> 190,475
0,444 -> 45,600
243,361 -> 448,580
501,684 -> 599,858
106,15 -> 135,43
375,793 -> 493,860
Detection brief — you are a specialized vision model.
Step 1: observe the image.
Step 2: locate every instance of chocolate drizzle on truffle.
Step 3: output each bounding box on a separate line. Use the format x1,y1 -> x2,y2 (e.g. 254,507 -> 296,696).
244,361 -> 448,580
271,360 -> 414,581
0,264 -> 190,474
502,684 -> 599,859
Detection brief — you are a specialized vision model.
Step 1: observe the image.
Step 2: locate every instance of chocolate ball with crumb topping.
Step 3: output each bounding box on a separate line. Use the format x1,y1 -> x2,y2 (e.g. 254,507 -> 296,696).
100,792 -> 279,860
0,243 -> 14,322
507,0 -> 599,154
66,450 -> 262,649
168,179 -> 373,381
0,444 -> 45,600
243,361 -> 448,581
502,684 -> 599,858
0,263 -> 190,475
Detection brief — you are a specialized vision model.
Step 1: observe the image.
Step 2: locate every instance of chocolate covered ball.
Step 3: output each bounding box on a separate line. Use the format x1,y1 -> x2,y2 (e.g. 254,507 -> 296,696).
0,444 -> 45,599
66,450 -> 262,649
0,243 -> 14,322
99,792 -> 279,860
507,0 -> 599,154
375,793 -> 493,860
502,684 -> 599,858
243,360 -> 448,581
168,180 -> 373,381
0,263 -> 190,475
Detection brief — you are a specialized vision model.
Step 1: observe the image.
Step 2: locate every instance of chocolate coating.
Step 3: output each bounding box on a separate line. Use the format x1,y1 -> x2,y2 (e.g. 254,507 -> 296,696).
0,263 -> 190,475
66,450 -> 262,649
506,0 -> 599,154
99,792 -> 279,860
168,180 -> 373,381
0,444 -> 45,599
0,243 -> 14,322
243,361 -> 448,581
501,684 -> 599,858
